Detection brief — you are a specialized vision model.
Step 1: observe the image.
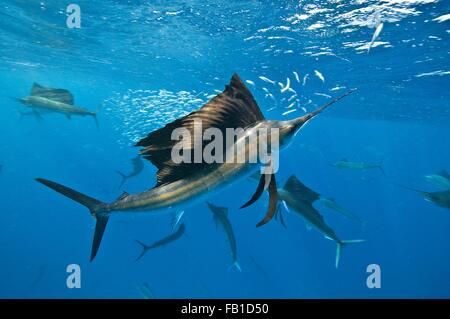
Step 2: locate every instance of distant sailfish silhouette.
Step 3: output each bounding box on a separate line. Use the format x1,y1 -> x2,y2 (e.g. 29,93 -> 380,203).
279,175 -> 364,268
17,83 -> 98,126
207,202 -> 241,271
116,156 -> 145,188
135,224 -> 186,261
394,183 -> 450,211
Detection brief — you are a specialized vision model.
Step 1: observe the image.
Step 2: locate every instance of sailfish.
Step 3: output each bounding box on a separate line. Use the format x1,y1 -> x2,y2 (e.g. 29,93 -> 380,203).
394,184 -> 450,211
278,175 -> 364,268
35,74 -> 355,261
116,156 -> 145,188
207,202 -> 241,271
18,83 -> 98,125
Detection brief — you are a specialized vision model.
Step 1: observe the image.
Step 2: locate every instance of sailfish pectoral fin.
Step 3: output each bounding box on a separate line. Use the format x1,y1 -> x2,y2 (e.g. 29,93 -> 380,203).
240,173 -> 270,209
171,211 -> 185,232
32,109 -> 43,121
256,175 -> 278,227
277,204 -> 287,229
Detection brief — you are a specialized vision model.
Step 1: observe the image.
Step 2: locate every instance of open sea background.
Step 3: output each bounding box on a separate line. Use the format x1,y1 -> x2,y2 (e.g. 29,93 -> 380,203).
0,0 -> 449,298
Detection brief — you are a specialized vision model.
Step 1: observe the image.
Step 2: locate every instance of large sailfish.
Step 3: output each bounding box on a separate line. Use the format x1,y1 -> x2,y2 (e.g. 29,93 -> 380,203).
35,74 -> 355,261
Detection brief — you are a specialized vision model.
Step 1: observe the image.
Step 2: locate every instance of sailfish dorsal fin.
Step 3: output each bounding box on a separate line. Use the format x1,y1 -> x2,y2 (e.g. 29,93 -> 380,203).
282,176 -> 331,227
283,175 -> 320,203
438,170 -> 450,180
31,83 -> 75,105
131,156 -> 144,172
136,73 -> 265,188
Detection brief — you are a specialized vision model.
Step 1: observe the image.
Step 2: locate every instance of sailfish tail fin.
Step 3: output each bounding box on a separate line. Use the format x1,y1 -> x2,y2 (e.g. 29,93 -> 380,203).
228,261 -> 242,272
335,239 -> 365,268
91,104 -> 104,129
377,159 -> 386,176
116,171 -> 128,189
34,178 -> 108,262
134,240 -> 151,261
92,113 -> 99,129
378,166 -> 386,176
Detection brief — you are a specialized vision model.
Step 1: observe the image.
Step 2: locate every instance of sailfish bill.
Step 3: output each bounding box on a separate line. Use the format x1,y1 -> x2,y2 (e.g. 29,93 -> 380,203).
394,183 -> 450,211
35,73 -> 355,261
241,88 -> 357,226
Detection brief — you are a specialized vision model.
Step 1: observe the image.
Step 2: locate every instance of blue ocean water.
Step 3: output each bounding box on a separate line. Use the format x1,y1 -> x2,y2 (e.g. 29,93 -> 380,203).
0,0 -> 449,298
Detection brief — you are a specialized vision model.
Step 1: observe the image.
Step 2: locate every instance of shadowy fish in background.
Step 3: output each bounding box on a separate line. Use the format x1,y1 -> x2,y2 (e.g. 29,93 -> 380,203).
332,158 -> 385,175
278,175 -> 364,268
35,74 -> 354,261
116,156 -> 145,188
395,183 -> 450,211
136,282 -> 155,299
248,254 -> 270,280
31,265 -> 47,290
17,83 -> 98,126
0,164 -> 2,173
25,265 -> 47,297
206,202 -> 241,271
134,223 -> 186,261
424,170 -> 450,189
